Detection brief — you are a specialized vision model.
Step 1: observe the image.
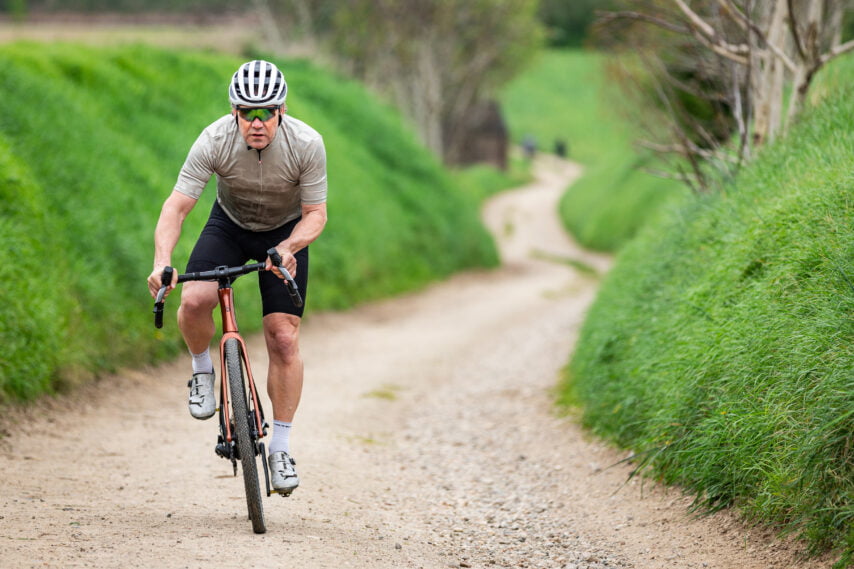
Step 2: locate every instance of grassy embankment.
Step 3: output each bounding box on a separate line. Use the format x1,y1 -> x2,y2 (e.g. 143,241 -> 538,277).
562,53 -> 854,565
500,49 -> 687,252
0,43 -> 499,401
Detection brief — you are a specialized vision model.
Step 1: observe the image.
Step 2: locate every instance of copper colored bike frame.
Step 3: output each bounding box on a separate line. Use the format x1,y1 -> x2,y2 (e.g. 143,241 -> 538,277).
217,285 -> 266,445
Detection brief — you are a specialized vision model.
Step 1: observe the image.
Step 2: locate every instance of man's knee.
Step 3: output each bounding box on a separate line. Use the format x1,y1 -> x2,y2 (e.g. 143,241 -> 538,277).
264,314 -> 301,362
178,283 -> 218,319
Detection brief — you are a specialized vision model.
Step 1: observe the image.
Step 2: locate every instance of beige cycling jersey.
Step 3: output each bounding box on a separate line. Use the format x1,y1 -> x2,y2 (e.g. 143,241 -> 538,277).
174,113 -> 327,231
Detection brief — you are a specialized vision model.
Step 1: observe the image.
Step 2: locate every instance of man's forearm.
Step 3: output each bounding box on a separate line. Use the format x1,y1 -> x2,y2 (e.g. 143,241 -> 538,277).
153,193 -> 195,267
279,206 -> 327,254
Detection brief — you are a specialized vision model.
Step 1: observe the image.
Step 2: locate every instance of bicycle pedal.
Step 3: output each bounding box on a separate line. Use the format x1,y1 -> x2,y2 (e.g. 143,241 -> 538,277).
214,439 -> 232,460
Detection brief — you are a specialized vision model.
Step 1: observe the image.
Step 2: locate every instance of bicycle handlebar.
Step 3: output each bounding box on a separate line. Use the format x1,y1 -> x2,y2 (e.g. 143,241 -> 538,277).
176,262 -> 266,284
153,251 -> 303,329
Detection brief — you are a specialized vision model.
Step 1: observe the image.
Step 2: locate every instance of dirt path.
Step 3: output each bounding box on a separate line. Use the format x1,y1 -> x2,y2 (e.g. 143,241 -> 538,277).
0,155 -> 831,568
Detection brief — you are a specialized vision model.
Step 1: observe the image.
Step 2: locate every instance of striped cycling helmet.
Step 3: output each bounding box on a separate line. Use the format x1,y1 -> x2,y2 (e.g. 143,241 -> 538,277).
228,60 -> 288,107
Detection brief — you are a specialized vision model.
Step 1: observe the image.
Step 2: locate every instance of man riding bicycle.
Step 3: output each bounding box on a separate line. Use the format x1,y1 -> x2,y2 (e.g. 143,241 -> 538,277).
146,60 -> 328,496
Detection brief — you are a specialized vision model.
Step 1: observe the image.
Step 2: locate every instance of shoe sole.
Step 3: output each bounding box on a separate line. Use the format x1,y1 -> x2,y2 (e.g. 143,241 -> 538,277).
190,411 -> 216,420
271,484 -> 298,497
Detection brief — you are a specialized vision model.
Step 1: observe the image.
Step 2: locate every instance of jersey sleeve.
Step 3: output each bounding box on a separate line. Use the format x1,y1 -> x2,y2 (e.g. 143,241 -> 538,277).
173,129 -> 216,200
299,135 -> 328,205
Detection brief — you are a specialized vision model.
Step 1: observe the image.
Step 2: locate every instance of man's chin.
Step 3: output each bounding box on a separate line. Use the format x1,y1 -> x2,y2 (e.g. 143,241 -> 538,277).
246,139 -> 269,150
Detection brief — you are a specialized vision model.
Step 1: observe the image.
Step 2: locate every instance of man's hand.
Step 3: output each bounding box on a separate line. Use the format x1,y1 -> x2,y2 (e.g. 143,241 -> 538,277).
266,247 -> 297,280
148,265 -> 177,299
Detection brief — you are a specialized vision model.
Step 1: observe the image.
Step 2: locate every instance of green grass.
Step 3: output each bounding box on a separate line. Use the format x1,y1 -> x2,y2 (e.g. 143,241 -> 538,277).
561,57 -> 854,564
500,49 -> 686,252
0,42 -> 498,401
0,137 -> 63,399
449,154 -> 532,203
559,149 -> 688,251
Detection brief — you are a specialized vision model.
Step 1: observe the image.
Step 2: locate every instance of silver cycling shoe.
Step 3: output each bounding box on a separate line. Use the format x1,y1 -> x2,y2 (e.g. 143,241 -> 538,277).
268,451 -> 299,496
187,372 -> 216,420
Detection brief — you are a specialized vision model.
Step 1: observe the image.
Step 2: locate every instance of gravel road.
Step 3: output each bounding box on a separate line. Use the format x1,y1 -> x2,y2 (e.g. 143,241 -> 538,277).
0,155 -> 831,568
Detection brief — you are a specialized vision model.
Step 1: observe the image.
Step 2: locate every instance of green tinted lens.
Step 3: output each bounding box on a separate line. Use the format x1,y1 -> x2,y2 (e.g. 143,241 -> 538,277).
239,107 -> 276,122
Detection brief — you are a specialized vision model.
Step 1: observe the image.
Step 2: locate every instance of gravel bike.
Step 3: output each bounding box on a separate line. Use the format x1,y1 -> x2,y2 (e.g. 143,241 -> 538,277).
153,249 -> 303,534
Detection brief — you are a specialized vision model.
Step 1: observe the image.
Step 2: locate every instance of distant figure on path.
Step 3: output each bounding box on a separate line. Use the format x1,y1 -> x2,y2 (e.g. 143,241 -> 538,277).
522,134 -> 537,160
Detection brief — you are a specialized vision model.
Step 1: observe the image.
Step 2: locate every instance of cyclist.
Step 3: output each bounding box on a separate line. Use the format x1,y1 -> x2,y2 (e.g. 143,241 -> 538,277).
146,60 -> 328,496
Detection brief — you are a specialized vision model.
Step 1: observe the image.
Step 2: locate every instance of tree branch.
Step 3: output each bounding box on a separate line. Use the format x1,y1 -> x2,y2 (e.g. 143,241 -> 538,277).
715,0 -> 749,32
689,0 -> 797,73
673,0 -> 716,38
730,63 -> 750,165
637,139 -> 735,161
786,0 -> 807,60
689,27 -> 749,64
672,0 -> 751,64
596,10 -> 688,35
820,38 -> 854,66
641,166 -> 702,192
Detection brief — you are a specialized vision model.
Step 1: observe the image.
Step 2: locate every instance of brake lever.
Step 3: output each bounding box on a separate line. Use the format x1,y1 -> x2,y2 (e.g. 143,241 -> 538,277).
266,248 -> 304,308
153,266 -> 174,329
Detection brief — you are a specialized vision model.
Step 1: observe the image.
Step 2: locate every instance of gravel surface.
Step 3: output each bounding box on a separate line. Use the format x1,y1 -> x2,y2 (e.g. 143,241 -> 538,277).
0,155 -> 833,568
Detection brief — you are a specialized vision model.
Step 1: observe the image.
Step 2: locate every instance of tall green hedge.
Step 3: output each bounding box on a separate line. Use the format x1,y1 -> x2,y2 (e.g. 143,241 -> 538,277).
563,62 -> 854,564
0,43 -> 497,400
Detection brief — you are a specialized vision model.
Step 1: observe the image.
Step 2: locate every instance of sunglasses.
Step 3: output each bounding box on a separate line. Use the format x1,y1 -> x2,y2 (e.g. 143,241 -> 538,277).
237,106 -> 278,122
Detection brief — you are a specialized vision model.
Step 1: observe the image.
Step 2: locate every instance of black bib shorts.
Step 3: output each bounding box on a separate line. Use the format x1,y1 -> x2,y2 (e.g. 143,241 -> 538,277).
186,201 -> 309,317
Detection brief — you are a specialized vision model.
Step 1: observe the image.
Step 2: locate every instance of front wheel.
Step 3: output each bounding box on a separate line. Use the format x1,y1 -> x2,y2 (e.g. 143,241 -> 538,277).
224,338 -> 266,534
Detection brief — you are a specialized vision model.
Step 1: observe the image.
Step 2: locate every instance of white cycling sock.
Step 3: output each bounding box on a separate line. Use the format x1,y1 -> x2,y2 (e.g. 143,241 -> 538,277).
191,348 -> 214,374
269,421 -> 292,455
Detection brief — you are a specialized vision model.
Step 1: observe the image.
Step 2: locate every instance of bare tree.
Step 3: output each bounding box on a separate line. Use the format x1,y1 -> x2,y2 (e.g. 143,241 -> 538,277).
598,0 -> 854,192
326,0 -> 542,165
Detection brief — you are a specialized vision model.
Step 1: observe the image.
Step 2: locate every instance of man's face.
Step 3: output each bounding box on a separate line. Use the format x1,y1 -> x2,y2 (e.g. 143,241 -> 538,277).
233,106 -> 282,149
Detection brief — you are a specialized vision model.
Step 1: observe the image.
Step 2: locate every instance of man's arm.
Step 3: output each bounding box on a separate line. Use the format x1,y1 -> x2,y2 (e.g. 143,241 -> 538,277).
268,202 -> 328,278
147,191 -> 199,298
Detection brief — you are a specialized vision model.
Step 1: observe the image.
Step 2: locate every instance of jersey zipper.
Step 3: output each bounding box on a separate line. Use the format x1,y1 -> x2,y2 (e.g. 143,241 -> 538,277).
257,148 -> 264,217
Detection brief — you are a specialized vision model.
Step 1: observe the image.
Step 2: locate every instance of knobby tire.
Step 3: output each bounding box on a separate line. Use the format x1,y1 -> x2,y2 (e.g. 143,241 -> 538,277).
225,338 -> 266,534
